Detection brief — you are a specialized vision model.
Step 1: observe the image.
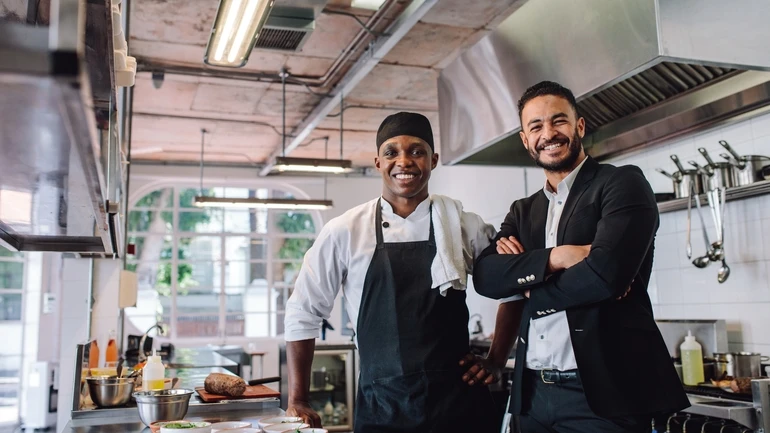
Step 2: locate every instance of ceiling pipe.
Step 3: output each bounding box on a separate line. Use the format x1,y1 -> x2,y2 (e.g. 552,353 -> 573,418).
259,0 -> 439,176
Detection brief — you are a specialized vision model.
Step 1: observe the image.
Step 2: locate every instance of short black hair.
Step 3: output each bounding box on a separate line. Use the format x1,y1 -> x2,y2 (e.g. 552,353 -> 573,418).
517,81 -> 579,119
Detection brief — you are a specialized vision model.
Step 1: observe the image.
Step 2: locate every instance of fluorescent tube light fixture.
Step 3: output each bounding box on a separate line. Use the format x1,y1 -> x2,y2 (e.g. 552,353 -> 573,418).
194,196 -> 333,210
351,0 -> 387,11
272,156 -> 354,174
204,0 -> 276,68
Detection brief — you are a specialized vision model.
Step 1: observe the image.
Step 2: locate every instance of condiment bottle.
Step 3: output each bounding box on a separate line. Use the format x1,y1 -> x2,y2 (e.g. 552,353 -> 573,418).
681,330 -> 704,386
105,330 -> 119,366
143,349 -> 166,390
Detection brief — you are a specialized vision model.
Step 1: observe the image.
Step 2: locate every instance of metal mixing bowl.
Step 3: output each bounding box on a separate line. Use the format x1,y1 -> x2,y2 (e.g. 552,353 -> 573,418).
133,389 -> 194,426
86,376 -> 136,408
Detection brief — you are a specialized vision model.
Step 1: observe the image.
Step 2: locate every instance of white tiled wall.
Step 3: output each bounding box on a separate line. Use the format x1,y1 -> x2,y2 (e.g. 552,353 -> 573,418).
607,111 -> 770,355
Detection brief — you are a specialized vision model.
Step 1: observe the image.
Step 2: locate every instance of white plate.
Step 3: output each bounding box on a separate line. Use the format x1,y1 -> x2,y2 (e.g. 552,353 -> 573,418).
210,421 -> 252,432
262,423 -> 309,432
160,421 -> 212,433
257,417 -> 303,429
296,429 -> 329,433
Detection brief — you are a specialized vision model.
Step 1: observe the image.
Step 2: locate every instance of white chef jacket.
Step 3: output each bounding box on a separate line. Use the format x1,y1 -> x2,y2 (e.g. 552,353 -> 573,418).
284,196 -> 515,342
525,156 -> 588,371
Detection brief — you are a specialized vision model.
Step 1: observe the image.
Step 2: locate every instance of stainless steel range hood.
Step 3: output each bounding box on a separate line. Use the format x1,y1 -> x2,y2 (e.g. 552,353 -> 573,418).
438,0 -> 770,166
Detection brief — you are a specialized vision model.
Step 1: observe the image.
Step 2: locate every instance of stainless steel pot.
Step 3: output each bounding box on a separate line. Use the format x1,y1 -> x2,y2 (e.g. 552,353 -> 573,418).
656,155 -> 706,198
719,140 -> 770,186
693,148 -> 735,190
713,352 -> 733,378
732,352 -> 769,377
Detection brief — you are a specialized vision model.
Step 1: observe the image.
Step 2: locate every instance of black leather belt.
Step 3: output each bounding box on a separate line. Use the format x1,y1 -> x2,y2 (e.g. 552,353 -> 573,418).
527,368 -> 579,384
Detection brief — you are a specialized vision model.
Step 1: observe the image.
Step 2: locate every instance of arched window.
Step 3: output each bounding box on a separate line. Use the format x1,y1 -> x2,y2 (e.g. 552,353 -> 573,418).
125,185 -> 320,342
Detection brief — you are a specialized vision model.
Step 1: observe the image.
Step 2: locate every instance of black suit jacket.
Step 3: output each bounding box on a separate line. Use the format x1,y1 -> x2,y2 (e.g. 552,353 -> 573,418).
474,157 -> 689,418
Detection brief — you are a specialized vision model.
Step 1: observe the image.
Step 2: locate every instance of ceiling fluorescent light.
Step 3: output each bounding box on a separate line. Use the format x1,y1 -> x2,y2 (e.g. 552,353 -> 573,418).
351,0 -> 387,11
194,196 -> 333,210
204,0 -> 276,68
272,156 -> 354,174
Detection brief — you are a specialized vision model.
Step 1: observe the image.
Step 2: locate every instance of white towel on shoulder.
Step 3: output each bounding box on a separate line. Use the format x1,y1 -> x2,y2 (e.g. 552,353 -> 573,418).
430,194 -> 470,295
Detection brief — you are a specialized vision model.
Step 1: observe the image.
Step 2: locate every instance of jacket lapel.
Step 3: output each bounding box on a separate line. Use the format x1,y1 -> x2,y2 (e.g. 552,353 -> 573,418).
557,156 -> 599,246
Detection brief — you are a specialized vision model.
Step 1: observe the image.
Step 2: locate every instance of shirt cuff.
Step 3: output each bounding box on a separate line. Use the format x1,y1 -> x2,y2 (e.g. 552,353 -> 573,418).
500,294 -> 525,303
284,329 -> 321,342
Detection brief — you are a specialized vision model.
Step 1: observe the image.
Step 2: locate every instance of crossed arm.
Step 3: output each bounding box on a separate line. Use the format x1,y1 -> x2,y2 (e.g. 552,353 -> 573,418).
473,166 -> 657,310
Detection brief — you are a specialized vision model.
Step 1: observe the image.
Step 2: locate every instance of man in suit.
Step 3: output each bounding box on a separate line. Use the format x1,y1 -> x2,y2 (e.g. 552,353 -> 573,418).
472,81 -> 689,432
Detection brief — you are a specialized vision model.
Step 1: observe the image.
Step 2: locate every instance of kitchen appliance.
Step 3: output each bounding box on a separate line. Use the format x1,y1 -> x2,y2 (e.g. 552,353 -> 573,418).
437,0 -> 770,168
682,378 -> 770,431
720,140 -> 770,186
279,343 -> 356,432
23,361 -> 58,429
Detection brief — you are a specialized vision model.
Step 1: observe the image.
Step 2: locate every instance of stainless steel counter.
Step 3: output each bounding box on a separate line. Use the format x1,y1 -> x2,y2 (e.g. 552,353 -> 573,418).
63,405 -> 284,433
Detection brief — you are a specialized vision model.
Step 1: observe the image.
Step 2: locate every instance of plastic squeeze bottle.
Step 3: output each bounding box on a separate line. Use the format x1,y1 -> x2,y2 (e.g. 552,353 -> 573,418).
680,330 -> 704,386
143,350 -> 166,390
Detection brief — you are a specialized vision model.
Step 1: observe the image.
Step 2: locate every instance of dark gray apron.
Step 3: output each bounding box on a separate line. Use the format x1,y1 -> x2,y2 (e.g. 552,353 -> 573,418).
354,199 -> 497,433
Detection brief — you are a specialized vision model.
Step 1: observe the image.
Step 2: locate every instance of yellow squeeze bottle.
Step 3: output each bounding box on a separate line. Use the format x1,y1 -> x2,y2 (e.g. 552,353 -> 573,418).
143,350 -> 166,390
680,330 -> 704,386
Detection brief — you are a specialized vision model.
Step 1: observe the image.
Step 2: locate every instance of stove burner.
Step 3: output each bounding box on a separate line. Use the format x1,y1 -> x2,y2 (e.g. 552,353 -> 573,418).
683,385 -> 753,403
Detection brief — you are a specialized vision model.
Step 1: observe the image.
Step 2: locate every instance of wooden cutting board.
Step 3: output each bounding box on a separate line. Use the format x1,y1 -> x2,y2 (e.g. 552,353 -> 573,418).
195,385 -> 280,403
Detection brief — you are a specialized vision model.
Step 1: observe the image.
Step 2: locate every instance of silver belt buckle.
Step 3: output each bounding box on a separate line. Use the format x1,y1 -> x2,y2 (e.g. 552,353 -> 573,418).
540,369 -> 555,384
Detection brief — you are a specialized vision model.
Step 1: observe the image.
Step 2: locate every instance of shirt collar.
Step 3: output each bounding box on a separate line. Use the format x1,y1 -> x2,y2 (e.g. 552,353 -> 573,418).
380,196 -> 431,220
543,155 -> 589,199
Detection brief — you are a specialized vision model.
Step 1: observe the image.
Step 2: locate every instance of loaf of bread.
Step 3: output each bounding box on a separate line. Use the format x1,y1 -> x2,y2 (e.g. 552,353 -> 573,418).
204,373 -> 246,397
730,377 -> 753,394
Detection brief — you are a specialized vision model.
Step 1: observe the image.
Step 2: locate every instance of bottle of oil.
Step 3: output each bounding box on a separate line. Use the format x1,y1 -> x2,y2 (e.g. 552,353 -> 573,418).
88,340 -> 99,369
143,350 -> 165,390
680,330 -> 704,386
105,331 -> 118,366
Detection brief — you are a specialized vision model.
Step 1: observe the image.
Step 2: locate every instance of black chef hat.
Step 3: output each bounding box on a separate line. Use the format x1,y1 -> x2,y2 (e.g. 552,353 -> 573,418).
376,112 -> 434,151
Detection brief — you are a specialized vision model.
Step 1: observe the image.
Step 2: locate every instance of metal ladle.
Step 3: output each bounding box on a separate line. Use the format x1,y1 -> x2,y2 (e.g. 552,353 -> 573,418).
706,189 -> 724,261
717,188 -> 730,283
686,186 -> 693,259
692,192 -> 712,268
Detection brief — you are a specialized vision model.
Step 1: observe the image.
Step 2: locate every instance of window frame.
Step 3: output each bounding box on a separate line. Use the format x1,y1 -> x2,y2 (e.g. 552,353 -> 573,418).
124,184 -> 320,343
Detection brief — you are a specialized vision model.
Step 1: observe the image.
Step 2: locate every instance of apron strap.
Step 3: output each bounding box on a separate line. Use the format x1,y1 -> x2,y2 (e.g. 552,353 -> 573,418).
375,197 -> 436,248
375,198 -> 385,248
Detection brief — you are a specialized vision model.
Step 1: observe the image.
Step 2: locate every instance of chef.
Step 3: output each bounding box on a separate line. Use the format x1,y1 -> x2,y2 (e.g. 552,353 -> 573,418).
284,112 -> 520,432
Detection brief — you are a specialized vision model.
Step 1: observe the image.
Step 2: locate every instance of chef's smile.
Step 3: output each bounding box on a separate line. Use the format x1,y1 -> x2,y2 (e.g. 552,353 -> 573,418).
375,134 -> 438,201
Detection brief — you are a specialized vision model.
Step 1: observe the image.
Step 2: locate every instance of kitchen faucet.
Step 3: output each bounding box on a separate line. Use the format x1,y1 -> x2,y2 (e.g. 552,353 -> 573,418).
138,322 -> 166,363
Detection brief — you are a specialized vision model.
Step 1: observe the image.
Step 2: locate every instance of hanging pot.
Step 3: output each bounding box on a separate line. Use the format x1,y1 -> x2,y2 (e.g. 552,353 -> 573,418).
656,155 -> 705,198
695,148 -> 735,190
719,140 -> 770,186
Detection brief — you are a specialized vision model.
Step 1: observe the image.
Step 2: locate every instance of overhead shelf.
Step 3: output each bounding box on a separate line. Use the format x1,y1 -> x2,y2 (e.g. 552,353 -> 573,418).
0,16 -> 120,255
658,179 -> 770,214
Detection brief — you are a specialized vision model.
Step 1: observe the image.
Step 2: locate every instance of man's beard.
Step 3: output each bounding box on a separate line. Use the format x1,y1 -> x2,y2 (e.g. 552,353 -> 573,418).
530,130 -> 582,173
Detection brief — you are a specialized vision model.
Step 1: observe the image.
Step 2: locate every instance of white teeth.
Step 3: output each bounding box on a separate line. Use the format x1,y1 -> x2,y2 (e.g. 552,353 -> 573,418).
543,143 -> 564,151
395,174 -> 416,180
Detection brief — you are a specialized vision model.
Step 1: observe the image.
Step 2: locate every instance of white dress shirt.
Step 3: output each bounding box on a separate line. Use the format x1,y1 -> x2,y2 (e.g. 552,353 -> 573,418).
284,196 -> 511,342
525,156 -> 588,371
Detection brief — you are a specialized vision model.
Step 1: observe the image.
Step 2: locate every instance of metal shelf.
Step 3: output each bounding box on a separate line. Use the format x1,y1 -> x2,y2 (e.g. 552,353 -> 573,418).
658,180 -> 770,213
0,18 -> 119,255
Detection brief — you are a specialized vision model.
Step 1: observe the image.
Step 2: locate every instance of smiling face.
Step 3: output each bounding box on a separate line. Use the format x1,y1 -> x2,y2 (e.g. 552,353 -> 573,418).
519,94 -> 586,173
375,135 -> 438,203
